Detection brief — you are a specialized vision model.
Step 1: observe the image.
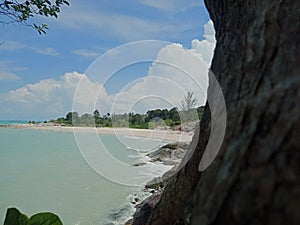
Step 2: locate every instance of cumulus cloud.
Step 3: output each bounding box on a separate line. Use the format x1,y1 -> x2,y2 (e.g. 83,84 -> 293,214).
102,76 -> 186,113
191,20 -> 216,65
96,20 -> 216,114
0,72 -> 104,119
0,71 -> 20,82
1,20 -> 216,119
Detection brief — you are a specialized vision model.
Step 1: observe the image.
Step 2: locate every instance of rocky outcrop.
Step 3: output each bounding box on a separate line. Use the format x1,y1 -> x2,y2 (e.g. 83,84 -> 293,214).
144,142 -> 190,189
133,0 -> 300,225
147,142 -> 189,165
132,193 -> 162,225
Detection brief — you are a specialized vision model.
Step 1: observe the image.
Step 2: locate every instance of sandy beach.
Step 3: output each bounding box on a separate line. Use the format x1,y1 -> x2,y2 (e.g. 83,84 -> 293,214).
3,124 -> 193,142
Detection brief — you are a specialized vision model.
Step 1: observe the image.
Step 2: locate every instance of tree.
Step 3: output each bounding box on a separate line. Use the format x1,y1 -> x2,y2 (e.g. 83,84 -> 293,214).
93,109 -> 100,119
80,113 -> 94,126
65,111 -> 78,125
181,91 -> 197,111
129,113 -> 145,127
137,0 -> 300,225
169,107 -> 180,122
93,109 -> 101,126
0,0 -> 69,34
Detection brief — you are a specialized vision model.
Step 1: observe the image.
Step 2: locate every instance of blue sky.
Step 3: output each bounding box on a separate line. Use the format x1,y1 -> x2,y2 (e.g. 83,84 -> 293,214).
0,0 -> 214,120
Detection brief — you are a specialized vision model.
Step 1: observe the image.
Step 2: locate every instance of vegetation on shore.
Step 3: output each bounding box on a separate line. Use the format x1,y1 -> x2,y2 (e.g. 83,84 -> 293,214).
47,106 -> 204,129
43,91 -> 203,129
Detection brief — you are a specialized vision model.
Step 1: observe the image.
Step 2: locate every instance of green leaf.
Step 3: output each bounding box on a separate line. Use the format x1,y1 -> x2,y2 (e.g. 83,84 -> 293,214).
4,208 -> 28,225
3,208 -> 63,225
27,212 -> 63,225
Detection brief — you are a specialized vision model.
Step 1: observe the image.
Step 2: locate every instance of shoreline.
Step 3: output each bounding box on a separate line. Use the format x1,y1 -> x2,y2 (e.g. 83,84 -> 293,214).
110,141 -> 191,225
0,123 -> 194,224
1,124 -> 193,142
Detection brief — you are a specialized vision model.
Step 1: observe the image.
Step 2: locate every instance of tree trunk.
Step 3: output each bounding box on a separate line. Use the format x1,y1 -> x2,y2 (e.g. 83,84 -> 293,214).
140,0 -> 300,224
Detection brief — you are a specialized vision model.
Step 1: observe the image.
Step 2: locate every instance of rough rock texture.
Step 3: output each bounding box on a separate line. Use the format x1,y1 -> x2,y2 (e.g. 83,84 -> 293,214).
147,142 -> 189,165
132,193 -> 162,225
134,0 -> 300,225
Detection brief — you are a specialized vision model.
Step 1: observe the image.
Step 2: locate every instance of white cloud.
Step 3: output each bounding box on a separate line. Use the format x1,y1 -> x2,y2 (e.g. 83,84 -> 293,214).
0,71 -> 20,82
1,41 -> 25,50
1,41 -> 59,56
191,20 -> 216,65
0,72 -> 104,119
0,21 -> 216,120
59,12 -> 177,40
136,0 -> 202,12
136,0 -> 177,11
0,60 -> 28,72
32,47 -> 60,56
95,20 -> 216,114
0,62 -> 27,84
102,43 -> 210,113
55,5 -> 195,41
73,49 -> 99,58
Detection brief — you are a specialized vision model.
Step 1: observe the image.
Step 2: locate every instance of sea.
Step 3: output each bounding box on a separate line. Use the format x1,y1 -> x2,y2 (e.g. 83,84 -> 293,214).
0,121 -> 172,225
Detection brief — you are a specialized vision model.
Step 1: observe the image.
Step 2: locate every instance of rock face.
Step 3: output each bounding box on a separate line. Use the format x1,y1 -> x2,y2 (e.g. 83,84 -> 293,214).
132,193 -> 162,225
147,142 -> 189,165
133,0 -> 300,225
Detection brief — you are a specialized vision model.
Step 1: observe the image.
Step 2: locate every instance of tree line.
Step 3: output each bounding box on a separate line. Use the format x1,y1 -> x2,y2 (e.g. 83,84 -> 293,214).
49,106 -> 204,129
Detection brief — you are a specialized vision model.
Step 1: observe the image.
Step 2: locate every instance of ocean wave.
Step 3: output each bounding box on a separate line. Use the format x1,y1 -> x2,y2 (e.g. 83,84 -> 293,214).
105,155 -> 172,224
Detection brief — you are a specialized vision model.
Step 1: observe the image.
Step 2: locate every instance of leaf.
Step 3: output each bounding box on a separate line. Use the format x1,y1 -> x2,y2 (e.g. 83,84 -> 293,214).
27,212 -> 63,225
4,208 -> 28,225
63,1 -> 69,6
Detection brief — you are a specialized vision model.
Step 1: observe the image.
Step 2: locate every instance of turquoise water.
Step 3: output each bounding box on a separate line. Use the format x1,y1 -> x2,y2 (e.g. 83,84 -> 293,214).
0,128 -> 170,224
0,120 -> 28,125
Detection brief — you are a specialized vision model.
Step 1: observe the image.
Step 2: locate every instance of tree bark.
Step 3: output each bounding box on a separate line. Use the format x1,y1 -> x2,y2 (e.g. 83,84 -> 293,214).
139,0 -> 300,224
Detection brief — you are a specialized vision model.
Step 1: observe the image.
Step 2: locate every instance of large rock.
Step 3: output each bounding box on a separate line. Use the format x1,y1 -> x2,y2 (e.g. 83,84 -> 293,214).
145,177 -> 163,190
134,0 -> 300,225
147,142 -> 189,165
131,193 -> 162,225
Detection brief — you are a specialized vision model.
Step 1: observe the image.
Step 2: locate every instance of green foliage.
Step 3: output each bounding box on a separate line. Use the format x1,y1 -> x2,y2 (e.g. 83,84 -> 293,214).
197,106 -> 204,121
0,0 -> 69,34
80,113 -> 95,126
93,109 -> 100,119
4,208 -> 63,225
145,107 -> 180,124
3,208 -> 28,225
51,106 -> 204,129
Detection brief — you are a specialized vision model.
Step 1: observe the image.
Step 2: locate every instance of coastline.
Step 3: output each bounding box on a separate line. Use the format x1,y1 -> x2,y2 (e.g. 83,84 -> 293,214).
108,141 -> 191,225
1,124 -> 193,142
1,123 -> 194,224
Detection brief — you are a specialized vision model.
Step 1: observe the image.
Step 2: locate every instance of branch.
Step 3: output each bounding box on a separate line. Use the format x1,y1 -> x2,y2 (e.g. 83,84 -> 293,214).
0,0 -> 69,34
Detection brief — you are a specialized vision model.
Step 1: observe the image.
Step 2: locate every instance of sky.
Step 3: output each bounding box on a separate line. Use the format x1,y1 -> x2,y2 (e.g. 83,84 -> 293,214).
0,0 -> 215,120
